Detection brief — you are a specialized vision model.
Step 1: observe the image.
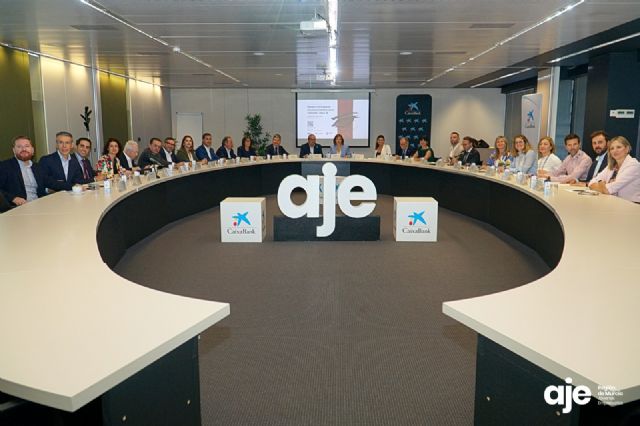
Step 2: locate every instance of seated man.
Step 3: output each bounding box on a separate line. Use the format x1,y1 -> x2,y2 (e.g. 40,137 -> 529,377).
395,137 -> 415,159
300,134 -> 323,157
265,134 -> 289,157
195,132 -> 219,162
138,137 -> 169,169
39,131 -> 84,191
74,137 -> 97,184
447,131 -> 463,163
457,136 -> 481,165
160,137 -> 180,165
216,136 -> 237,159
584,130 -> 609,182
538,134 -> 592,183
0,136 -> 47,207
118,140 -> 140,171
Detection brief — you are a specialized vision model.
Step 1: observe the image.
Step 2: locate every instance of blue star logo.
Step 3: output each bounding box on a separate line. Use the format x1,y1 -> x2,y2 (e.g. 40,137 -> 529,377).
233,212 -> 251,226
408,211 -> 426,225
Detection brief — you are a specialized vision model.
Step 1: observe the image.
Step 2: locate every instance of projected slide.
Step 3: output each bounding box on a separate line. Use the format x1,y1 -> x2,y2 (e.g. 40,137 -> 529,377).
296,93 -> 370,147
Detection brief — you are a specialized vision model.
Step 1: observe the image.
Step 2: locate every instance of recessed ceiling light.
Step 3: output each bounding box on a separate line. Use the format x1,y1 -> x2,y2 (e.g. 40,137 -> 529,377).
399,51 -> 413,56
275,73 -> 283,76
172,46 -> 181,53
383,72 -> 392,76
253,52 -> 265,56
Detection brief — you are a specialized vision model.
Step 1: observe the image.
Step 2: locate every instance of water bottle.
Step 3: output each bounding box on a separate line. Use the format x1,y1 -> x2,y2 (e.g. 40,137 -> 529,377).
529,176 -> 537,190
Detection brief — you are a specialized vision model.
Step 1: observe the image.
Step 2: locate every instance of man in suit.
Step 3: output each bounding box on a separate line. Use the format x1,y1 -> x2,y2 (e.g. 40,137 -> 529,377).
216,136 -> 237,159
299,134 -> 323,157
0,136 -> 47,207
118,140 -> 140,172
265,134 -> 289,157
584,130 -> 609,182
39,131 -> 84,191
195,132 -> 219,162
74,137 -> 97,184
160,137 -> 180,165
458,136 -> 481,165
395,137 -> 415,159
138,137 -> 169,169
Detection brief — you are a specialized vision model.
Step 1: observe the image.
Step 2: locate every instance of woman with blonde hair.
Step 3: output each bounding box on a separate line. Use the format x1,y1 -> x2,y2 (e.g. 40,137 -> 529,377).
589,136 -> 640,203
536,136 -> 562,174
486,136 -> 512,167
511,134 -> 537,175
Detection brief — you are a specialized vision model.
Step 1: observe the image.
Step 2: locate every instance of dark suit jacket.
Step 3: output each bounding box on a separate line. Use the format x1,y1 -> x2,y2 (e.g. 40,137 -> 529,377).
395,146 -> 415,158
216,146 -> 237,159
195,145 -> 219,161
0,157 -> 47,204
585,153 -> 608,182
300,143 -> 323,157
138,148 -> 168,169
237,147 -> 257,158
160,149 -> 179,164
39,152 -> 84,191
117,152 -> 138,171
458,148 -> 481,165
75,154 -> 96,184
265,144 -> 288,156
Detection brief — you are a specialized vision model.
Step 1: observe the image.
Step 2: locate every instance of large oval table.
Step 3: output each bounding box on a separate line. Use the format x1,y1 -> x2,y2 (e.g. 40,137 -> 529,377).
1,158 -> 638,424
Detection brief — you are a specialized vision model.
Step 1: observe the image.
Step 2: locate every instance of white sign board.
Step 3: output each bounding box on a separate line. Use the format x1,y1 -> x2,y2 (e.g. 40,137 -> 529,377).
393,197 -> 438,242
220,197 -> 266,242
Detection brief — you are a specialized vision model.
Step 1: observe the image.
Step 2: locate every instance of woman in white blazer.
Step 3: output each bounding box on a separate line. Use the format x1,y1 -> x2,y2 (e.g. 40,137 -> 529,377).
589,136 -> 640,203
374,135 -> 392,158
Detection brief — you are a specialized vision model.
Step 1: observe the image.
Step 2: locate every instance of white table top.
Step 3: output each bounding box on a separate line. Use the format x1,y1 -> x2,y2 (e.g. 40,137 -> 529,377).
1,158 -> 638,410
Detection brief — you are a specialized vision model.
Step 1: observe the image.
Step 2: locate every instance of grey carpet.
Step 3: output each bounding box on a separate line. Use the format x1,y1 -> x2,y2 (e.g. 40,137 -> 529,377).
114,195 -> 549,426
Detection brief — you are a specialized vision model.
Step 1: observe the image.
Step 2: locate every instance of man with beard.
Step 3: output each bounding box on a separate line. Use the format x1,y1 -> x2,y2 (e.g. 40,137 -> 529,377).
0,136 -> 47,208
584,130 -> 609,182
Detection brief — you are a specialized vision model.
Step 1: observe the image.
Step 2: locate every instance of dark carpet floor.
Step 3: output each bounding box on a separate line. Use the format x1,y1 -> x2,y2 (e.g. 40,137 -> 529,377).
114,195 -> 549,426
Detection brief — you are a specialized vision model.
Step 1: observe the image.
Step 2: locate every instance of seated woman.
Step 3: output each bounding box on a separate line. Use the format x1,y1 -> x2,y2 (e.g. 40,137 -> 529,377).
329,134 -> 351,158
486,136 -> 512,168
511,134 -> 537,175
413,136 -> 434,161
237,136 -> 257,158
96,138 -> 122,179
374,134 -> 392,158
536,136 -> 562,175
176,135 -> 201,163
589,136 -> 640,203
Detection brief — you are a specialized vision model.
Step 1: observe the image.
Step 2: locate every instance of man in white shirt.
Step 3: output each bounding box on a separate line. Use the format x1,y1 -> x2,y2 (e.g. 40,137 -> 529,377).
448,131 -> 463,163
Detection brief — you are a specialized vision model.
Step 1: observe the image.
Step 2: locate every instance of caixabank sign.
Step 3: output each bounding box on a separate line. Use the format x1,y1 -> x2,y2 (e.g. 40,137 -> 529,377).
220,197 -> 266,242
393,197 -> 438,242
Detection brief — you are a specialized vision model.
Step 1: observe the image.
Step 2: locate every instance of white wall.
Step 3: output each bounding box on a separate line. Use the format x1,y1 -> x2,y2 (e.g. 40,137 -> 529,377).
171,88 -> 505,156
40,58 -> 98,158
129,80 -> 171,146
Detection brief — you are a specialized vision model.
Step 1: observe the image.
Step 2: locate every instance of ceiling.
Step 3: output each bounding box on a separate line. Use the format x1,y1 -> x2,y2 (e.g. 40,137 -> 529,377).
1,0 -> 639,89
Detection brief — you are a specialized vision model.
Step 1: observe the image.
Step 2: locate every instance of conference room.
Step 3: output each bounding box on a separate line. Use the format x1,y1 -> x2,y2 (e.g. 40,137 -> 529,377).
1,1 -> 639,425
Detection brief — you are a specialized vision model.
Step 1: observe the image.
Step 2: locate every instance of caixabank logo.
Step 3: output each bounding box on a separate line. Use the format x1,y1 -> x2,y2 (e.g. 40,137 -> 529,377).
402,210 -> 431,234
227,211 -> 257,235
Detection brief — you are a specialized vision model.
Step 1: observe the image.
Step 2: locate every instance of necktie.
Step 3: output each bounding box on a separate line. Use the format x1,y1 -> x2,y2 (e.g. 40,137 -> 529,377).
82,159 -> 91,180
275,146 -> 278,155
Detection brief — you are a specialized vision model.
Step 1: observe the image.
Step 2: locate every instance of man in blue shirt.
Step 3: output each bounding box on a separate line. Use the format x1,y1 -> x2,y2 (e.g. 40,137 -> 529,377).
195,132 -> 219,162
39,131 -> 84,191
0,136 -> 47,207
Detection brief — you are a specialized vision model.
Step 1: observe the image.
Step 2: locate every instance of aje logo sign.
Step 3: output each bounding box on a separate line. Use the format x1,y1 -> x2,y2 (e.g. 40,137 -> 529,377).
277,163 -> 377,237
544,378 -> 592,414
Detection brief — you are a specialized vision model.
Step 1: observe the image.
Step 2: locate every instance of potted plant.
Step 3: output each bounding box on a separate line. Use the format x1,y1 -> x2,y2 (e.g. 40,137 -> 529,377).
243,114 -> 271,156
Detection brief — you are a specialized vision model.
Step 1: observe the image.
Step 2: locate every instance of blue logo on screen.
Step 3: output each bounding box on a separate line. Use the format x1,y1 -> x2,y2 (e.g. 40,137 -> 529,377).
232,212 -> 251,226
408,211 -> 426,226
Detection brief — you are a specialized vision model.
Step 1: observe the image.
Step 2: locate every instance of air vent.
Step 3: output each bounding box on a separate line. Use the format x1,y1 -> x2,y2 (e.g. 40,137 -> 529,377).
70,24 -> 118,31
470,23 -> 514,29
